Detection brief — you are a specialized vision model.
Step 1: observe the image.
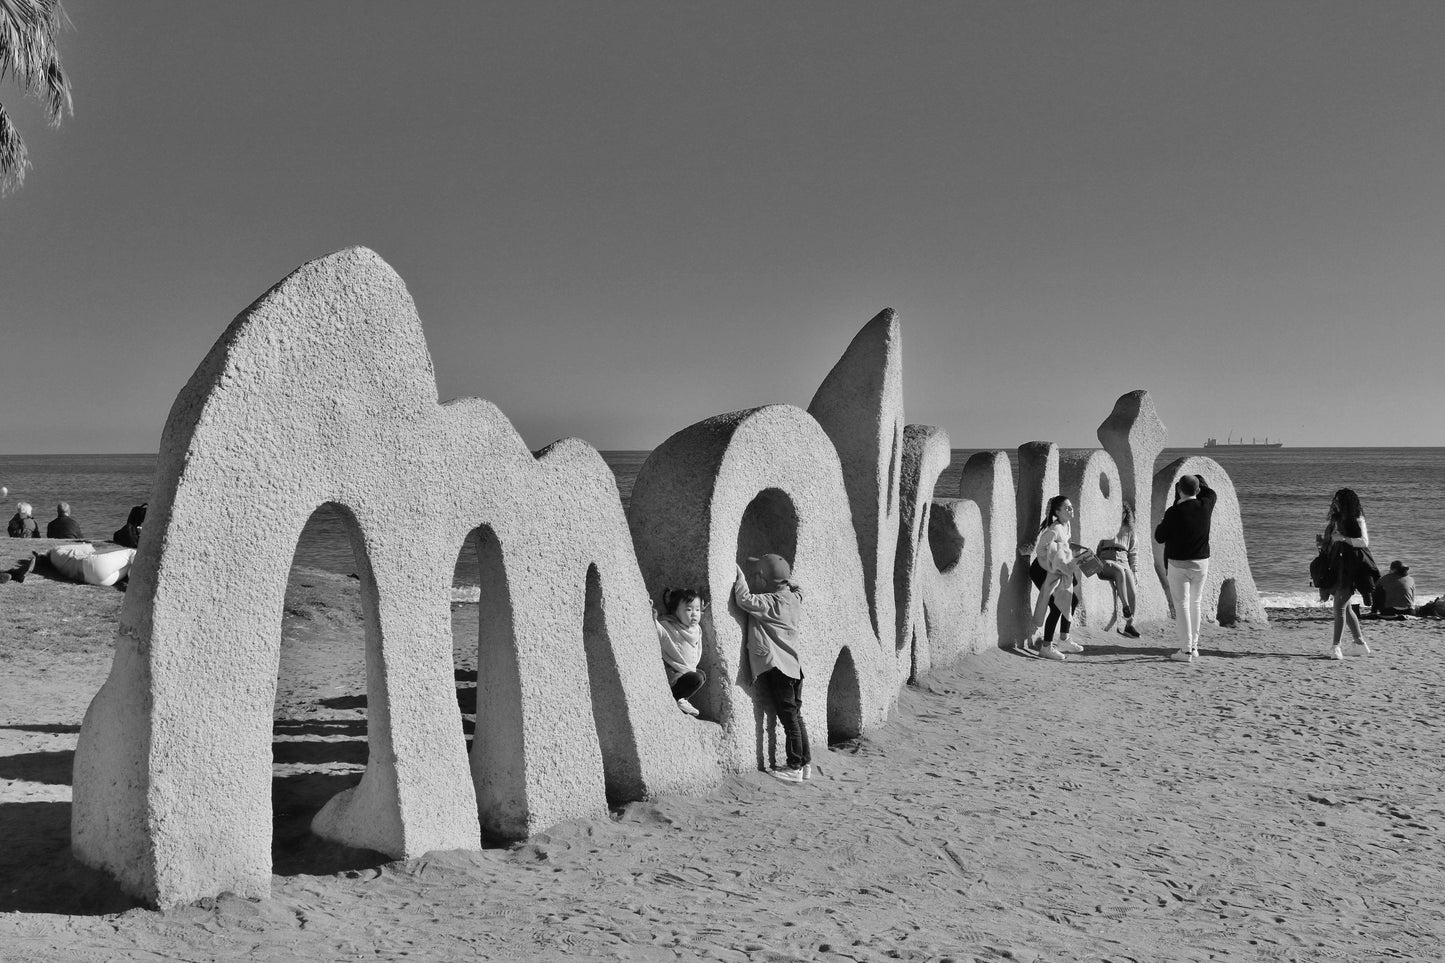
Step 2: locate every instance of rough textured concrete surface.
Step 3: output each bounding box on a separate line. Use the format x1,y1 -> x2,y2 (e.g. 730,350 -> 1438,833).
895,425 -> 955,678
920,497 -> 986,667
626,405 -> 892,772
1152,456 -> 1267,626
71,248 -> 718,907
1058,449 -> 1124,626
807,309 -> 905,648
957,451 -> 1019,647
1097,391 -> 1170,623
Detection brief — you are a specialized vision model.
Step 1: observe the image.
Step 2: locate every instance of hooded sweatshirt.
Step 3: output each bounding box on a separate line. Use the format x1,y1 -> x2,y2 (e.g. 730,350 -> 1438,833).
732,568 -> 804,681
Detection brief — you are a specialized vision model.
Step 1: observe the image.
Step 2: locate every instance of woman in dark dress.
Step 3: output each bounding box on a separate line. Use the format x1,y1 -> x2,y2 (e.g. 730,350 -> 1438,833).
1321,488 -> 1373,660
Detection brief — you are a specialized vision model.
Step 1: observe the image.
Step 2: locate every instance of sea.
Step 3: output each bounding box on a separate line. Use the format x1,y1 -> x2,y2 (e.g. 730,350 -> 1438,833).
2,448 -> 1439,609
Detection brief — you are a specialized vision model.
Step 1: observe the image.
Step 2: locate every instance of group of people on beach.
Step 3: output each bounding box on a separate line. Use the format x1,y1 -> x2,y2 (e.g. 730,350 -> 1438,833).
645,478 -> 1418,783
2,499 -> 148,587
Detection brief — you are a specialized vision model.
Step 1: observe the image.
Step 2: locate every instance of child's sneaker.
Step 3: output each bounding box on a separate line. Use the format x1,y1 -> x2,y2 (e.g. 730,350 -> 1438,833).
769,767 -> 804,784
1330,645 -> 1343,660
676,698 -> 700,716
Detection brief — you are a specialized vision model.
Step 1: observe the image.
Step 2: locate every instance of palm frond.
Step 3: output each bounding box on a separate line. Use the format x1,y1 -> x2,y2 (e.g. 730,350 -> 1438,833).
0,102 -> 31,195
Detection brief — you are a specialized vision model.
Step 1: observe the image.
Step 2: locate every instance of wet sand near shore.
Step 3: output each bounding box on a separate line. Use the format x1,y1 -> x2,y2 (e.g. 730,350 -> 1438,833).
1,566 -> 1442,961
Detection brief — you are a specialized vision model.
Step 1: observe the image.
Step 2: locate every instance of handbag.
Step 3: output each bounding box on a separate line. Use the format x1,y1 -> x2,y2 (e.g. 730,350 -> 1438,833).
1309,551 -> 1330,588
1070,544 -> 1103,577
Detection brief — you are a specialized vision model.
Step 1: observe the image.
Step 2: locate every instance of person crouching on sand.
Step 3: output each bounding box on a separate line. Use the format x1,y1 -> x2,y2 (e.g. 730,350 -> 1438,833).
1025,495 -> 1084,661
653,586 -> 708,716
733,555 -> 812,783
1154,474 -> 1216,663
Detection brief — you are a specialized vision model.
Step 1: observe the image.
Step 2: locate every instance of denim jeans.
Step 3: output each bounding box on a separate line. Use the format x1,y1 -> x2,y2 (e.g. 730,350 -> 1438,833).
758,667 -> 811,769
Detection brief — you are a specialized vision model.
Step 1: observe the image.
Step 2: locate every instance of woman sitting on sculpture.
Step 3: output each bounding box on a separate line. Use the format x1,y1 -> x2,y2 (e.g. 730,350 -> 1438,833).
1095,501 -> 1141,638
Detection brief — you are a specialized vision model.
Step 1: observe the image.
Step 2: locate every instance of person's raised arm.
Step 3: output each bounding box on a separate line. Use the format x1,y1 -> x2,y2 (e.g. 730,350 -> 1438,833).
733,564 -> 770,615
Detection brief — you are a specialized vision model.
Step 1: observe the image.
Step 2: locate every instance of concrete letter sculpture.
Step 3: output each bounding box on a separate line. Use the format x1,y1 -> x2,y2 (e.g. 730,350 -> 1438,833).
72,248 -> 718,906
626,406 -> 891,771
807,309 -> 905,648
1152,456 -> 1265,626
69,246 -> 1268,907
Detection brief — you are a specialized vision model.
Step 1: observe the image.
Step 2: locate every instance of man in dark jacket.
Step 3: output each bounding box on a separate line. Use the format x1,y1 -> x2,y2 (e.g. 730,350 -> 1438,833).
46,503 -> 84,539
1154,474 -> 1216,663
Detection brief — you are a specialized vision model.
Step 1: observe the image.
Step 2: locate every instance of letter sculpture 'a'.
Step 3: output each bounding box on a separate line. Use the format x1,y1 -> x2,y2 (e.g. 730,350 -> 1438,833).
71,248 -> 719,906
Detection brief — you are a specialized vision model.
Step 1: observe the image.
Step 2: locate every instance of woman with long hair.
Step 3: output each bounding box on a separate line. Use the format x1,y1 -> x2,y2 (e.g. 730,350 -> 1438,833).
1096,501 -> 1140,638
1322,488 -> 1373,660
1026,494 -> 1084,661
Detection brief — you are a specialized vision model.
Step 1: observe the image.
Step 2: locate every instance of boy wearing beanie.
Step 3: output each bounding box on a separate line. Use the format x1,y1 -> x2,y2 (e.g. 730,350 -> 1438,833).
733,554 -> 812,783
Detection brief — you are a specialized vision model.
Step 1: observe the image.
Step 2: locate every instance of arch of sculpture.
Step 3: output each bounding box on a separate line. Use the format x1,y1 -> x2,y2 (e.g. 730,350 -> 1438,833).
69,246 -> 1268,906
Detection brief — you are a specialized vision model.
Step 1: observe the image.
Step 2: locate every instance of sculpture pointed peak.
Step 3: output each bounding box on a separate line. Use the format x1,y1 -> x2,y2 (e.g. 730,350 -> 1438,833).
1097,390 -> 1166,447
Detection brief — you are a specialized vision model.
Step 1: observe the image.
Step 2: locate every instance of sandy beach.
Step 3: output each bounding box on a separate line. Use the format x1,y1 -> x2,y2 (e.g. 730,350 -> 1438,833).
1,550 -> 1442,962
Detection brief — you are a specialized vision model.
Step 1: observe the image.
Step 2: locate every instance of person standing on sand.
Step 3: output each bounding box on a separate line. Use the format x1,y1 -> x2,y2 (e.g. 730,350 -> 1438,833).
1025,495 -> 1084,661
733,555 -> 812,783
46,502 -> 84,539
1154,474 -> 1215,663
1320,488 -> 1374,659
7,502 -> 39,538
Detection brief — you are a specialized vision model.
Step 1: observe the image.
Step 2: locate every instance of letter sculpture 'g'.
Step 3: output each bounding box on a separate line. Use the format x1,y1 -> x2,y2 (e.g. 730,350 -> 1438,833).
71,248 -> 719,906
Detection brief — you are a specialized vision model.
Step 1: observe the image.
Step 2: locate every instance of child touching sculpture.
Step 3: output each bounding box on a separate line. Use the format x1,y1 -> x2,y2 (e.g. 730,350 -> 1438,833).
654,586 -> 707,716
733,555 -> 812,783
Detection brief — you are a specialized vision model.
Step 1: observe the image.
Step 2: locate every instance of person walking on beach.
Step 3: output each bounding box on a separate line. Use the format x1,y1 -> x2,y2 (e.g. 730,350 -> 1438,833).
46,502 -> 84,539
1320,488 -> 1375,659
1154,474 -> 1216,663
654,586 -> 708,716
1026,495 -> 1084,661
733,555 -> 812,783
7,502 -> 39,538
1096,501 -> 1141,639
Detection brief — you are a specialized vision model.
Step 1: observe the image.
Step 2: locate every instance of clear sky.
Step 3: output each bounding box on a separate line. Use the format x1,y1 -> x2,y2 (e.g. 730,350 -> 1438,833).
3,2 -> 1443,454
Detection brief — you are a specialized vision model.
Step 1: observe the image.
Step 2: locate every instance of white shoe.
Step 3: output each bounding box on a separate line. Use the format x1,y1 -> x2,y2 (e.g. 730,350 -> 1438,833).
1170,649 -> 1194,663
676,698 -> 700,716
1037,645 -> 1067,662
1330,645 -> 1343,661
769,767 -> 804,784
1057,638 -> 1084,654
1354,639 -> 1372,653
801,763 -> 814,780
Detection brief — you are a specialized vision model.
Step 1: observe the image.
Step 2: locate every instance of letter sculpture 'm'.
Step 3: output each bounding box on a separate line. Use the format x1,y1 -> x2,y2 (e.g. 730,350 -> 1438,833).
71,248 -> 718,906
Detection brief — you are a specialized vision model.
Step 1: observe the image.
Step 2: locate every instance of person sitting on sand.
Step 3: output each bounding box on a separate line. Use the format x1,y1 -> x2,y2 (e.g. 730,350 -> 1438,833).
654,586 -> 708,717
733,554 -> 812,783
45,502 -> 84,539
1095,501 -> 1141,639
112,503 -> 146,548
1154,474 -> 1216,664
34,543 -> 136,587
7,502 -> 40,538
1370,560 -> 1415,618
1025,495 -> 1084,661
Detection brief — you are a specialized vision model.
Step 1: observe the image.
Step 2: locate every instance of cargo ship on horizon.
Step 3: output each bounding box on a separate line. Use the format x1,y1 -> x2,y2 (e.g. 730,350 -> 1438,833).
1204,435 -> 1283,448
